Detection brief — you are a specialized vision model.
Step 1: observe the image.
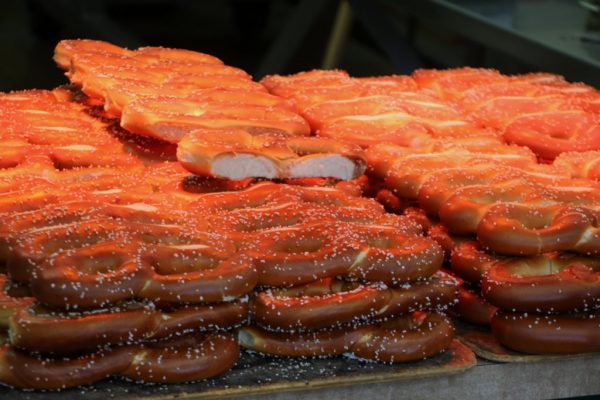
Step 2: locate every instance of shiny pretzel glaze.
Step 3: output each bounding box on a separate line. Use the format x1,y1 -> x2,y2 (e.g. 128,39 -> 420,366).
0,333 -> 239,389
238,312 -> 454,363
250,271 -> 458,330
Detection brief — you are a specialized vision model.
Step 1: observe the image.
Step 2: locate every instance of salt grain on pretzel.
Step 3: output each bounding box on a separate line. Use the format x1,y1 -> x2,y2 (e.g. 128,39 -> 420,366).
482,253 -> 600,313
0,333 -> 238,389
243,222 -> 443,286
9,299 -> 248,353
250,270 -> 458,330
238,312 -> 454,363
491,312 -> 600,354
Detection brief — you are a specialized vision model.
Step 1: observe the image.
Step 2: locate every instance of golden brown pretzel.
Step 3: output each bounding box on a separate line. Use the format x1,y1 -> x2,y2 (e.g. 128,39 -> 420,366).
554,151 -> 600,180
438,180 -> 600,236
482,253 -> 600,313
453,285 -> 497,326
10,300 -> 248,353
177,128 -> 366,180
26,234 -> 256,308
250,271 -> 458,330
121,97 -> 310,143
477,203 -> 600,255
450,241 -> 504,285
243,222 -> 443,286
491,312 -> 600,354
0,333 -> 238,389
238,312 -> 454,362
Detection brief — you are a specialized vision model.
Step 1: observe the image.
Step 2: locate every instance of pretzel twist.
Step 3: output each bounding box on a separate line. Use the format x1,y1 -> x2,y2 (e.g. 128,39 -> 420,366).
9,300 -> 248,353
0,333 -> 238,389
26,237 -> 256,308
482,253 -> 600,313
491,312 -> 600,354
243,222 -> 443,287
250,271 -> 458,330
238,312 -> 454,362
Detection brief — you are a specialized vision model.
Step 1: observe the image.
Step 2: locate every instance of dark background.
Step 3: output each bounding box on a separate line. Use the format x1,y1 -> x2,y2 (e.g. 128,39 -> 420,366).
1,0 -> 599,92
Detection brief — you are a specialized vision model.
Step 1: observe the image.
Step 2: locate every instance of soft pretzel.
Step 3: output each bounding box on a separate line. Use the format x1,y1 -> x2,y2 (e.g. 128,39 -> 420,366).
482,253 -> 600,313
438,180 -> 600,237
491,312 -> 600,354
554,151 -> 600,180
0,333 -> 238,389
243,222 -> 443,286
453,285 -> 497,326
238,312 -> 454,362
177,128 -> 365,180
10,300 -> 248,353
121,97 -> 310,143
477,203 -> 600,255
450,241 -> 503,285
24,233 -> 256,308
250,271 -> 458,330
503,110 -> 600,160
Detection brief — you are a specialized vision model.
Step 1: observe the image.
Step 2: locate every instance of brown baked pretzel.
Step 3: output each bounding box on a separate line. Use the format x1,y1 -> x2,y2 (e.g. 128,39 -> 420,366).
250,271 -> 458,330
24,232 -> 256,308
416,164 -> 572,216
0,275 -> 33,329
121,97 -> 310,143
450,241 -> 505,285
491,312 -> 600,354
243,222 -> 443,286
177,128 -> 365,180
438,180 -> 600,236
554,151 -> 600,180
238,312 -> 454,362
477,203 -> 600,255
453,285 -> 497,326
0,333 -> 238,389
383,151 -> 536,201
482,253 -> 600,313
10,299 -> 248,353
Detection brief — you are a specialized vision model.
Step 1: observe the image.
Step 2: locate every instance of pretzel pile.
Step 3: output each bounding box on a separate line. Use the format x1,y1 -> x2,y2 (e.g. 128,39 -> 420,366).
3,38 -> 600,388
55,40 -> 366,181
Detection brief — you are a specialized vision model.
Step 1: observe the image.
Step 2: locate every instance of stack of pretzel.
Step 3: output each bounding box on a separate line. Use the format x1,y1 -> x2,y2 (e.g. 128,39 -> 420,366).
260,68 -> 600,355
0,40 -> 469,391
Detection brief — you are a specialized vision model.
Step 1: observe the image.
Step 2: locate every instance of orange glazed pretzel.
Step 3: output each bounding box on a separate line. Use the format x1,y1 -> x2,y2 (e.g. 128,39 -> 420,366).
481,253 -> 600,313
0,333 -> 238,389
250,271 -> 458,330
177,128 -> 365,180
238,312 -> 454,362
9,300 -> 248,353
121,97 -> 310,143
477,203 -> 600,255
554,151 -> 600,180
24,233 -> 257,308
491,312 -> 600,354
243,222 -> 443,286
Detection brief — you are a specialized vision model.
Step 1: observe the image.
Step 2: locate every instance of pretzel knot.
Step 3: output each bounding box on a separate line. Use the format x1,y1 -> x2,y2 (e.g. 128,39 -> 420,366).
9,300 -> 248,353
478,204 -> 600,255
250,271 -> 458,330
243,222 -> 443,287
0,333 -> 239,389
238,312 -> 454,363
491,312 -> 600,354
29,238 -> 257,308
481,254 -> 600,313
